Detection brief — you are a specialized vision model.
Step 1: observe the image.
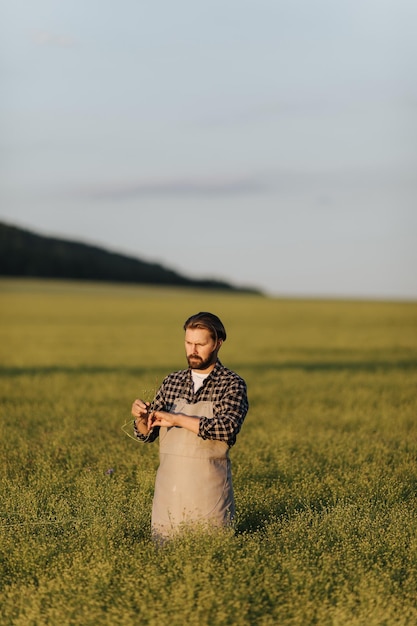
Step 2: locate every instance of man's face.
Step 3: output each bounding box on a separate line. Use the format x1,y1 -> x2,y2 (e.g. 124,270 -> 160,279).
185,327 -> 221,372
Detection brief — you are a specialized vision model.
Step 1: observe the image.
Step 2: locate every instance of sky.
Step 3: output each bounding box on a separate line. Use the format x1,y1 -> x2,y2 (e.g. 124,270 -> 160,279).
1,0 -> 416,299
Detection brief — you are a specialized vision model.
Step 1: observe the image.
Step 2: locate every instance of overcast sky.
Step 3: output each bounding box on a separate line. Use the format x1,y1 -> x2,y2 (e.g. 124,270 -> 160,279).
1,0 -> 416,298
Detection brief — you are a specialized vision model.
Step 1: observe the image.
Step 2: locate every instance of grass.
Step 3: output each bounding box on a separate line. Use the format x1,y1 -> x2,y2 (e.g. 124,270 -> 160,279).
0,278 -> 416,625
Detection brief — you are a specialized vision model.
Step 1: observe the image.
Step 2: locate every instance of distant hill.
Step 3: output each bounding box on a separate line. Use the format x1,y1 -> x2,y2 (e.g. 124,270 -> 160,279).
0,221 -> 261,293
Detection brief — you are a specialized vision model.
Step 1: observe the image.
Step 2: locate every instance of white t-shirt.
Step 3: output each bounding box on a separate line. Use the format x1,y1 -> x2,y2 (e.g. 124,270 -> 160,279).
191,370 -> 209,392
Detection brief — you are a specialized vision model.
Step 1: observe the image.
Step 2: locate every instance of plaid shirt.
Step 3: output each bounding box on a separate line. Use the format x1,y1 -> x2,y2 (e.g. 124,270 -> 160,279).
134,360 -> 248,447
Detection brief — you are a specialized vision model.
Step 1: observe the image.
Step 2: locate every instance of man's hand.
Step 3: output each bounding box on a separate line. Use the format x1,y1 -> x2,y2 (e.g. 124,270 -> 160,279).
148,410 -> 176,429
131,399 -> 150,421
131,399 -> 152,436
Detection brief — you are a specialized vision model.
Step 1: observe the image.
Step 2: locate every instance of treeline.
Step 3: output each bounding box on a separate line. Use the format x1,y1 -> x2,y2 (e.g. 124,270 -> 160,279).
0,221 -> 260,293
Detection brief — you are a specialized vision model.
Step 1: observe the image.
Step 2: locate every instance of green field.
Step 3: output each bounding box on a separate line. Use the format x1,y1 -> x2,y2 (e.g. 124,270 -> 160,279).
1,278 -> 416,626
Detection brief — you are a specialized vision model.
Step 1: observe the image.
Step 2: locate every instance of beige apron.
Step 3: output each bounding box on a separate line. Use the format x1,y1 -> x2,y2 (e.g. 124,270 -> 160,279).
151,397 -> 235,539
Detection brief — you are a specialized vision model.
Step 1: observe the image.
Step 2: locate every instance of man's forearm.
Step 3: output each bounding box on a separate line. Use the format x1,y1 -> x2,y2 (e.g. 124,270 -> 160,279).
174,413 -> 200,434
149,410 -> 200,434
134,417 -> 150,436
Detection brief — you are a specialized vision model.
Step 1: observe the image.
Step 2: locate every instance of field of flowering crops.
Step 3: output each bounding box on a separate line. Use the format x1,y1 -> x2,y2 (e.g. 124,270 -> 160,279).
1,279 -> 416,625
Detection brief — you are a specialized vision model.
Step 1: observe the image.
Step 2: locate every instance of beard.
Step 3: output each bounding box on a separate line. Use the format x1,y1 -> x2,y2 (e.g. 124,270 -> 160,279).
187,352 -> 216,370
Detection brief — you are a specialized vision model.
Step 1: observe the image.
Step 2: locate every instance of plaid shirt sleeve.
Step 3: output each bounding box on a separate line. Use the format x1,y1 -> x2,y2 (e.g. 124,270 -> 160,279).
133,370 -> 187,443
198,368 -> 248,447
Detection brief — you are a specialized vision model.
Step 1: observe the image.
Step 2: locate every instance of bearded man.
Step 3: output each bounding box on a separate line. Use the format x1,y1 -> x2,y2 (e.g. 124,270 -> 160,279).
132,312 -> 249,541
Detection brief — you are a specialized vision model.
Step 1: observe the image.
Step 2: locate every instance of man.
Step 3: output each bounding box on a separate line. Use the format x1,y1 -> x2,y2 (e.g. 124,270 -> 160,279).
131,311 -> 249,541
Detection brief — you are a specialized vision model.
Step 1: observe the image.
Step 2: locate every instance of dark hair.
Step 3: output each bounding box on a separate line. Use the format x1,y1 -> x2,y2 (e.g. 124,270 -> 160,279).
183,312 -> 227,342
